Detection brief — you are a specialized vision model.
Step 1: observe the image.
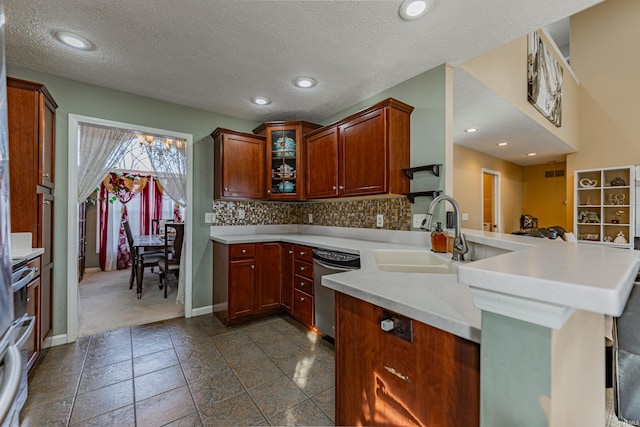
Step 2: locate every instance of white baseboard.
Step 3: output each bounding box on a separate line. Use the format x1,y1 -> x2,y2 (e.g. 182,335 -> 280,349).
46,334 -> 69,348
191,305 -> 213,317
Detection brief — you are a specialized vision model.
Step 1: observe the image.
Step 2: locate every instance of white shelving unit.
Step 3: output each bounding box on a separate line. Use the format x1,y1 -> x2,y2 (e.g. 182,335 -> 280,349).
575,166 -> 635,249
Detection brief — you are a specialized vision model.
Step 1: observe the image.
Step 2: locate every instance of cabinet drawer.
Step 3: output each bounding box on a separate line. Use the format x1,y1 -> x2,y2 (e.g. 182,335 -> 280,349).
295,245 -> 313,262
294,259 -> 313,279
27,257 -> 41,278
293,289 -> 314,327
294,275 -> 314,295
230,244 -> 256,260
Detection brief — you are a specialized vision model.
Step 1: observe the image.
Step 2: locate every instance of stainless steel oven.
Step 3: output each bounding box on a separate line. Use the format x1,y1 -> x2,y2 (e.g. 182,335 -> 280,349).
313,248 -> 360,343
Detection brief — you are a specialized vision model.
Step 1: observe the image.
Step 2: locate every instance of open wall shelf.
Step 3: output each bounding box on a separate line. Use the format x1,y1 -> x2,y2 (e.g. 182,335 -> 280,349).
403,164 -> 442,179
405,190 -> 442,204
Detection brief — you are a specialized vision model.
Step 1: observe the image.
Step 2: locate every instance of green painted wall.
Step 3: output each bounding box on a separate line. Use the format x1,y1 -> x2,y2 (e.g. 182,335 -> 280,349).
8,65 -> 258,334
481,311 -> 551,426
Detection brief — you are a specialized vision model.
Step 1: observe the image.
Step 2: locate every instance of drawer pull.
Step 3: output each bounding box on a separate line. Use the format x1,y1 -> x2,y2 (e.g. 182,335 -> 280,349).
43,173 -> 50,178
300,297 -> 305,302
26,298 -> 30,303
300,266 -> 305,271
251,265 -> 255,270
242,249 -> 247,254
289,250 -> 294,255
299,251 -> 306,256
332,186 -> 337,190
300,282 -> 305,287
35,268 -> 39,273
339,185 -> 344,190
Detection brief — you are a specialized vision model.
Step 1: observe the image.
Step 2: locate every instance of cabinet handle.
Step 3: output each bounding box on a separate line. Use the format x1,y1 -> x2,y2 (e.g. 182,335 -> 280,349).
300,297 -> 305,302
43,200 -> 50,205
43,173 -> 49,178
251,265 -> 255,270
242,249 -> 247,254
300,282 -> 305,287
339,185 -> 344,190
288,250 -> 293,255
300,266 -> 305,271
332,185 -> 337,190
224,187 -> 228,191
267,189 -> 271,194
26,298 -> 30,303
299,251 -> 306,256
35,268 -> 38,273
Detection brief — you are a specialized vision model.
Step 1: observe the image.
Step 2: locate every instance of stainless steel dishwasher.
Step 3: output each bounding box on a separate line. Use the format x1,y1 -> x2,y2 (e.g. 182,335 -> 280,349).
312,248 -> 360,343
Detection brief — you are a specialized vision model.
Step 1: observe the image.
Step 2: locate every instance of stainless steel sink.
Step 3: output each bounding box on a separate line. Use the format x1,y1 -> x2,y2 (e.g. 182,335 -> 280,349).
372,249 -> 458,274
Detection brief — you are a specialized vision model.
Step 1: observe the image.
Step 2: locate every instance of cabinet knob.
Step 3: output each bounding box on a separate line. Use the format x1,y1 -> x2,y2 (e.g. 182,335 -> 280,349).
43,200 -> 50,205
332,186 -> 337,190
300,297 -> 305,302
26,298 -> 30,303
242,249 -> 247,254
43,173 -> 49,178
339,185 -> 344,190
300,282 -> 305,287
251,265 -> 255,270
299,251 -> 306,256
267,189 -> 271,194
35,267 -> 38,272
288,250 -> 293,255
224,187 -> 228,192
300,266 -> 305,271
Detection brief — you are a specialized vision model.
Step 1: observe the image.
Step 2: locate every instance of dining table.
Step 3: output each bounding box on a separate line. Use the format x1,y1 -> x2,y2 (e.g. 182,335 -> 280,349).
132,234 -> 165,299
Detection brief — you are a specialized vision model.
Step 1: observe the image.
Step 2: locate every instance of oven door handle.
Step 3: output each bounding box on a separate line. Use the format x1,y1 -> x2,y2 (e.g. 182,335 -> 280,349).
11,268 -> 35,292
313,259 -> 356,272
0,345 -> 21,423
10,314 -> 35,349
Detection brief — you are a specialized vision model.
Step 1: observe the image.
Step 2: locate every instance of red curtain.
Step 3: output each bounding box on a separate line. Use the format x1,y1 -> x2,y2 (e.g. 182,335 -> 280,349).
98,185 -> 109,271
114,185 -> 137,270
140,177 -> 164,234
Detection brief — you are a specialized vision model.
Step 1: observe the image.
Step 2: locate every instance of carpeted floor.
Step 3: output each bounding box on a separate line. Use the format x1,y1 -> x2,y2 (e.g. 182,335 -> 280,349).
78,269 -> 184,337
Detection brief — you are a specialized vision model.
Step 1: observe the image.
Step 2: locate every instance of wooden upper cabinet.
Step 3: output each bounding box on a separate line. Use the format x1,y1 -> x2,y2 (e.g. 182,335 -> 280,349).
306,98 -> 413,199
213,128 -> 265,200
306,127 -> 340,199
7,77 -> 57,190
253,121 -> 321,201
340,108 -> 386,197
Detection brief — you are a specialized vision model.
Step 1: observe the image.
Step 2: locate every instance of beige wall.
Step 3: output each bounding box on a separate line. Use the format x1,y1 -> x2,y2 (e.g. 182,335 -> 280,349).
453,144 -> 523,233
460,32 -> 580,151
571,0 -> 640,170
522,163 -> 568,229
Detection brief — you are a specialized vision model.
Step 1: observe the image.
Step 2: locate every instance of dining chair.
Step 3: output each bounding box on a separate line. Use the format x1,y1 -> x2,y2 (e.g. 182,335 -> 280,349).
124,220 -> 164,290
151,218 -> 173,235
158,222 -> 185,298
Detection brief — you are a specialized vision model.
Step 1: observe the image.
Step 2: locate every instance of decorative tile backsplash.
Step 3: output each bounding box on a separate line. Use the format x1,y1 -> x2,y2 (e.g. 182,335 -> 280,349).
213,196 -> 412,230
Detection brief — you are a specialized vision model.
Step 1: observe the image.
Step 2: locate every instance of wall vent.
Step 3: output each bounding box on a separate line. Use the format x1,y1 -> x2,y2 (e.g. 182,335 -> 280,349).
545,170 -> 565,178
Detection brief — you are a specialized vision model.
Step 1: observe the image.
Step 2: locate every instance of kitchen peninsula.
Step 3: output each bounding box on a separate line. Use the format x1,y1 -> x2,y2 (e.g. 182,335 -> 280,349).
211,224 -> 640,426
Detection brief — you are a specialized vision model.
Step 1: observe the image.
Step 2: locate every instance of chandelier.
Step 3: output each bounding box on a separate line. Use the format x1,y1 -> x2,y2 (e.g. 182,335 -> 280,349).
135,133 -> 185,151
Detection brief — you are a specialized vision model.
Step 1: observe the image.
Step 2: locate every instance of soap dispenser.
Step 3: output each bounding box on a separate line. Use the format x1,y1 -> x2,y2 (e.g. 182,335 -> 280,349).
431,222 -> 447,253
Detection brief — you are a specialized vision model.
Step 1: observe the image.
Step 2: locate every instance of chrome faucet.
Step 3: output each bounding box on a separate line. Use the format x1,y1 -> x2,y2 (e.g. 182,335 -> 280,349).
421,194 -> 469,261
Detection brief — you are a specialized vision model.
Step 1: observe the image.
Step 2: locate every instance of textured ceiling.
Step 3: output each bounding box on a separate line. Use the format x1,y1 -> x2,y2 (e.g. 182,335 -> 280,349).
4,0 -> 600,164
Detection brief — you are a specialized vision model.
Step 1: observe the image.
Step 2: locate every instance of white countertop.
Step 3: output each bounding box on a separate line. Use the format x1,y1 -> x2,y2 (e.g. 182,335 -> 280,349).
210,225 -> 640,343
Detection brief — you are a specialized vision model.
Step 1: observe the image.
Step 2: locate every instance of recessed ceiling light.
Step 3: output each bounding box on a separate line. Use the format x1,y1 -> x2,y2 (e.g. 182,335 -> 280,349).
251,96 -> 271,106
464,128 -> 478,133
399,0 -> 433,21
55,31 -> 92,50
497,142 -> 508,146
294,77 -> 317,88
527,152 -> 537,157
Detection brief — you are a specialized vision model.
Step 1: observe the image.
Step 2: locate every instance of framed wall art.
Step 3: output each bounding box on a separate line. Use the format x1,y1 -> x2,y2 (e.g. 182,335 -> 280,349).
527,31 -> 563,127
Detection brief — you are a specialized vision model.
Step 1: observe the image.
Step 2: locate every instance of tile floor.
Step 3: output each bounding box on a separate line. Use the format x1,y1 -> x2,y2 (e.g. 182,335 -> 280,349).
20,315 -> 335,426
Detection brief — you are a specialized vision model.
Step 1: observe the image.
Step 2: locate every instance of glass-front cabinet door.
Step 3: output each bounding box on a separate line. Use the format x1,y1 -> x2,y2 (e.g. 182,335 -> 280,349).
253,121 -> 321,200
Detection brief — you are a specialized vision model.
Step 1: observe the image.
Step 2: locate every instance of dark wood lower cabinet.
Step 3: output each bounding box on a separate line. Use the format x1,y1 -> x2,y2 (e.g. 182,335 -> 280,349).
335,292 -> 480,427
257,243 -> 281,312
280,243 -> 294,313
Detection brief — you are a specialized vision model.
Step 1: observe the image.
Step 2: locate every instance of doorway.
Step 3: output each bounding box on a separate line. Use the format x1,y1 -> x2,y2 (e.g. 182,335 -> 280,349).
66,114 -> 194,343
482,169 -> 500,232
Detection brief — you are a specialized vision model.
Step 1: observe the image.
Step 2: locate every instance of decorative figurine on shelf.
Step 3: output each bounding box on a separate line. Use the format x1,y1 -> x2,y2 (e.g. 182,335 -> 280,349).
604,235 -> 612,243
610,176 -> 626,186
578,211 -> 601,223
614,231 -> 628,244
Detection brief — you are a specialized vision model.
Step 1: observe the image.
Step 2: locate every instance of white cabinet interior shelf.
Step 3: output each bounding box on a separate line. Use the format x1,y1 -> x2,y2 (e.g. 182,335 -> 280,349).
574,166 -> 635,249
